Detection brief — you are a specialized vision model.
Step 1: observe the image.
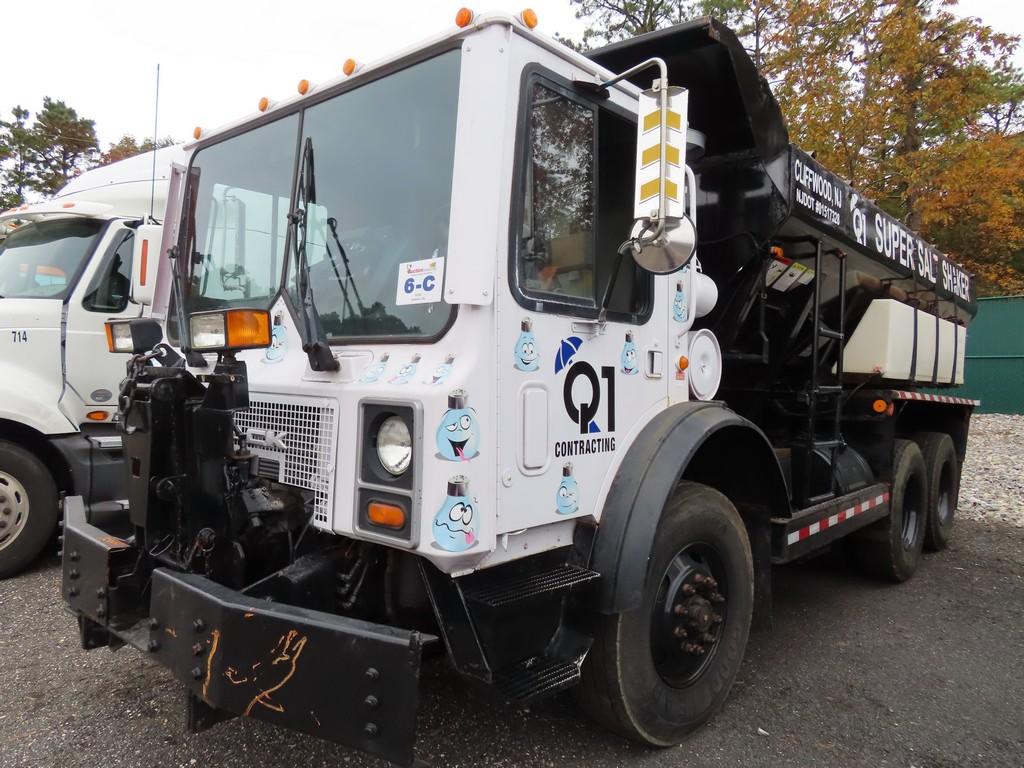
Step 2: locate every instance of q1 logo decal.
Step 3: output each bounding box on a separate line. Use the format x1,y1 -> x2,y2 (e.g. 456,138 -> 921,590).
563,361 -> 615,435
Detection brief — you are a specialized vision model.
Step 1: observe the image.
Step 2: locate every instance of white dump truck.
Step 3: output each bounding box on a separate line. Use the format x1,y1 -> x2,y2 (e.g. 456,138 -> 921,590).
60,12 -> 976,766
0,146 -> 184,576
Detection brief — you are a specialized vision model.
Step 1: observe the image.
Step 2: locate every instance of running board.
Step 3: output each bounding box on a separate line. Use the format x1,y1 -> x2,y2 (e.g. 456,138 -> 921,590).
771,483 -> 891,563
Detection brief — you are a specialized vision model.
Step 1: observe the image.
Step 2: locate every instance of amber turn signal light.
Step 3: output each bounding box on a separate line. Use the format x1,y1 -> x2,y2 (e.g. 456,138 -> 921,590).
455,7 -> 474,27
520,8 -> 538,29
677,355 -> 690,371
872,398 -> 888,414
368,501 -> 406,529
86,411 -> 109,422
189,308 -> 272,353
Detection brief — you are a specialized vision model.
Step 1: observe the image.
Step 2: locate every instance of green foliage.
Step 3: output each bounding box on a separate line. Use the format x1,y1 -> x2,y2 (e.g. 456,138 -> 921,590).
0,107 -> 40,209
100,134 -> 177,166
31,97 -> 99,196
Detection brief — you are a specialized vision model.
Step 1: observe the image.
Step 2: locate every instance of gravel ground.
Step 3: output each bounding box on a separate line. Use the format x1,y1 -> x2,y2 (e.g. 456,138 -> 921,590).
1,416 -> 1021,768
960,413 -> 1024,527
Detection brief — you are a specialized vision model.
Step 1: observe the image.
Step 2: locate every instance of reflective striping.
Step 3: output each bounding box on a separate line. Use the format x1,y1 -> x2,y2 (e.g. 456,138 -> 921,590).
892,390 -> 980,406
640,143 -> 680,167
787,492 -> 890,545
642,109 -> 682,132
639,177 -> 679,203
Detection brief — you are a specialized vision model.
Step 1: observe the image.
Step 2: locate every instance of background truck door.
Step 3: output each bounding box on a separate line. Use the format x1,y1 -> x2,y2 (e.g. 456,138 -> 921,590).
63,224 -> 141,409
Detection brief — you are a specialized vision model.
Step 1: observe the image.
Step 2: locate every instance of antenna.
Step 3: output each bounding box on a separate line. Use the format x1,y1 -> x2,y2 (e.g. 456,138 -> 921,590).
149,63 -> 161,221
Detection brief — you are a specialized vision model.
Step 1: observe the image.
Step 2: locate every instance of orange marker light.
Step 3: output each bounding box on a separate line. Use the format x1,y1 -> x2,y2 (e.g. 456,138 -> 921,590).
297,79 -> 311,95
86,411 -> 109,422
872,398 -> 888,414
192,126 -> 202,140
343,58 -> 358,76
258,96 -> 270,112
368,501 -> 406,529
677,355 -> 690,371
62,202 -> 75,209
225,308 -> 271,349
455,7 -> 474,27
139,240 -> 149,287
520,8 -> 538,28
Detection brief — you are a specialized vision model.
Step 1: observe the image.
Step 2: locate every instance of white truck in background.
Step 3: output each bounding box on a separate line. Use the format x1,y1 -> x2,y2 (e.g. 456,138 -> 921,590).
0,146 -> 185,576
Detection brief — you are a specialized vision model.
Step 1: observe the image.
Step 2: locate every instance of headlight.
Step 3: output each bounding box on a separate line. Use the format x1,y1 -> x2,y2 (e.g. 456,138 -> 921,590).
104,318 -> 162,354
376,416 -> 412,476
189,308 -> 271,352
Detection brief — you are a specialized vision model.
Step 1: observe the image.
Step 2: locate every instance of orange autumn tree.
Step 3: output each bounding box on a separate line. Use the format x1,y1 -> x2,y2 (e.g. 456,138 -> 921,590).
568,0 -> 1024,295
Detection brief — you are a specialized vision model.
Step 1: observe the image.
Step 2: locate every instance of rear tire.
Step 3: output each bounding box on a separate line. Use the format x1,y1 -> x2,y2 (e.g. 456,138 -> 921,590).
854,439 -> 926,582
912,432 -> 958,552
0,440 -> 59,579
575,482 -> 753,745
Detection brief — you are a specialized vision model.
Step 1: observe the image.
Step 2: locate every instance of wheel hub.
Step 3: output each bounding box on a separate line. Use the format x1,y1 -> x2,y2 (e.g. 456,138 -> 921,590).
0,471 -> 30,553
652,545 -> 728,687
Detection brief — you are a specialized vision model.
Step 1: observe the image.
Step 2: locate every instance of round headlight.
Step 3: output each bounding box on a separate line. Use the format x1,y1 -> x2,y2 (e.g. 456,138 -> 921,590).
377,416 -> 412,476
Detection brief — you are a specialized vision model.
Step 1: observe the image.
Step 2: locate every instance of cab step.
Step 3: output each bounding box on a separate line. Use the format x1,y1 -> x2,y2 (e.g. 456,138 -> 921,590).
462,564 -> 599,609
493,655 -> 584,704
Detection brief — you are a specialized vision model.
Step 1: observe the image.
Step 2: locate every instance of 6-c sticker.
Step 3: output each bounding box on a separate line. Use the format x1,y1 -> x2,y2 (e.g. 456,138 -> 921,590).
396,256 -> 444,306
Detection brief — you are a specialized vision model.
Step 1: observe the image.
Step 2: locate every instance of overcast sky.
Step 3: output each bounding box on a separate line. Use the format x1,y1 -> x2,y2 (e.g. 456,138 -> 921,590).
2,0 -> 1022,149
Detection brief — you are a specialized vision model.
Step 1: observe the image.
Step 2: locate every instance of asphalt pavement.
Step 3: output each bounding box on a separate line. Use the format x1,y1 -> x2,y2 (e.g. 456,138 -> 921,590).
1,517 -> 1021,768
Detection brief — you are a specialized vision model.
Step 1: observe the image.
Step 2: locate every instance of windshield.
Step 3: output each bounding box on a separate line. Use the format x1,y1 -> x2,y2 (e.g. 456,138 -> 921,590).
288,50 -> 462,339
183,114 -> 298,313
0,218 -> 105,299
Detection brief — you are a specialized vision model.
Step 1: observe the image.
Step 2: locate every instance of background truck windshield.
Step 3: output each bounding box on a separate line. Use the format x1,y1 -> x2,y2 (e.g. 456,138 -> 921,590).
286,49 -> 461,339
0,218 -> 104,299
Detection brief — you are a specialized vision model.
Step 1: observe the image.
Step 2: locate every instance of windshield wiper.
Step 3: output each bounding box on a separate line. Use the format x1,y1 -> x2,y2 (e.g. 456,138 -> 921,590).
290,137 -> 339,372
326,216 -> 367,322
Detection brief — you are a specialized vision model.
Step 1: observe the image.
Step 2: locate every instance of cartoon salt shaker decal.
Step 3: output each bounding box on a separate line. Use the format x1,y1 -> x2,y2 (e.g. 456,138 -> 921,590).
621,330 -> 639,375
426,354 -> 455,385
673,272 -> 689,323
432,475 -> 477,552
513,318 -> 540,372
555,462 -> 579,515
360,352 -> 390,383
264,314 -> 287,364
389,354 -> 421,385
435,389 -> 480,461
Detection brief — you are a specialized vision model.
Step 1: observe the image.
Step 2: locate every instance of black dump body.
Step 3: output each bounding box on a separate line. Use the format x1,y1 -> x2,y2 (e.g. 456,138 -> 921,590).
588,19 -> 976,393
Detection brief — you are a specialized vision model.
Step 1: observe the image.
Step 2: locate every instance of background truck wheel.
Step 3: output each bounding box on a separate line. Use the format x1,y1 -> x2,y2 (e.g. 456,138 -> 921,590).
912,432 -> 959,552
854,439 -> 926,582
0,440 -> 59,579
575,482 -> 753,745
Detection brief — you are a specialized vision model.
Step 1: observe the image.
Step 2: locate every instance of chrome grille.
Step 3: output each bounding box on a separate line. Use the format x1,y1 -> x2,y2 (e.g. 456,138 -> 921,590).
234,395 -> 338,527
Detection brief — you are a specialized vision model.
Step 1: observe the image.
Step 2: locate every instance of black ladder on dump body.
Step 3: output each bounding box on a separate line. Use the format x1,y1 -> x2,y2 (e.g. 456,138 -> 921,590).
802,239 -> 847,508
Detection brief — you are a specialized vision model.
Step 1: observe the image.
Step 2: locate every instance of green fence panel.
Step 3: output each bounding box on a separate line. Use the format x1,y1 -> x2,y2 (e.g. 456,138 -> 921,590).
959,295 -> 1024,414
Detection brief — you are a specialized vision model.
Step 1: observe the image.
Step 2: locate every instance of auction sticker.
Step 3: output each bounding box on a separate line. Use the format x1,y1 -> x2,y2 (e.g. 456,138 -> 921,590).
396,256 -> 445,306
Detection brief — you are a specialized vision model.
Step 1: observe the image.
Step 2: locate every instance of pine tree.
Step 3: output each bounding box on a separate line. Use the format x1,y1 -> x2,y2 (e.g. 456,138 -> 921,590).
31,97 -> 99,196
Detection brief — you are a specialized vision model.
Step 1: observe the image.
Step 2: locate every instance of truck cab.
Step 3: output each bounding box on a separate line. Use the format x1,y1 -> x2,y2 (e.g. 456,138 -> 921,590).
0,146 -> 185,576
60,12 -> 976,767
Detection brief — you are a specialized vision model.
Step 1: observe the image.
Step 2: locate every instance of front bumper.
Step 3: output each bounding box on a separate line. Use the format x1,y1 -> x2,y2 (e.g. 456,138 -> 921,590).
61,497 -> 432,767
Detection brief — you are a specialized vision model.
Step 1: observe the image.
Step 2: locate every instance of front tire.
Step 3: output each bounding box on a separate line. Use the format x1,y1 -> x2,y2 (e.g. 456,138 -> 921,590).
576,482 -> 753,745
0,440 -> 59,579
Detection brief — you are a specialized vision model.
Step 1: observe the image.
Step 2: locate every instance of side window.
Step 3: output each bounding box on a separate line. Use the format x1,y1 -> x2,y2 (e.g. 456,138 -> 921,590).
83,230 -> 133,312
516,76 -> 650,321
520,83 -> 596,304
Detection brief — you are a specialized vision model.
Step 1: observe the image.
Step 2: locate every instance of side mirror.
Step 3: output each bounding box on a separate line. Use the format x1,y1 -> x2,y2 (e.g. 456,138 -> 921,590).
630,79 -> 696,274
130,224 -> 162,305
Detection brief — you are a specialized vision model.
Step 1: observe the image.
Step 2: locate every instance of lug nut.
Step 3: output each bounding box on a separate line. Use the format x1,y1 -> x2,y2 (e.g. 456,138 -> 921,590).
673,627 -> 688,638
96,606 -> 106,618
706,578 -> 718,590
694,574 -> 705,584
192,618 -> 205,632
703,633 -> 716,643
364,695 -> 379,709
682,584 -> 695,595
711,593 -> 725,603
69,551 -> 80,562
96,587 -> 106,599
191,667 -> 203,680
68,586 -> 79,598
364,722 -> 378,737
711,613 -> 723,624
68,569 -> 80,580
147,639 -> 160,652
365,667 -> 379,681
148,617 -> 160,630
192,643 -> 205,656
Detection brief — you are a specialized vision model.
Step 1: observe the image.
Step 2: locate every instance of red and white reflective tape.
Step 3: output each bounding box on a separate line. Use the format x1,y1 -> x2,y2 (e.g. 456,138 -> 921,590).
892,390 -> 980,406
787,492 -> 890,546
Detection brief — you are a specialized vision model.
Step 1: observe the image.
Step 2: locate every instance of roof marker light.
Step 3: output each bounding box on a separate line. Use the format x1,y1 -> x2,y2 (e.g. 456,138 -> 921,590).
297,79 -> 311,95
258,96 -> 272,112
343,58 -> 360,76
455,7 -> 474,27
62,202 -> 75,209
520,8 -> 538,28
193,126 -> 203,140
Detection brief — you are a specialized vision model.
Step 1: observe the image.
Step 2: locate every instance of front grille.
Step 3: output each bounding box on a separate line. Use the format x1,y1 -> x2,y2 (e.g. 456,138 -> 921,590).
234,395 -> 338,527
